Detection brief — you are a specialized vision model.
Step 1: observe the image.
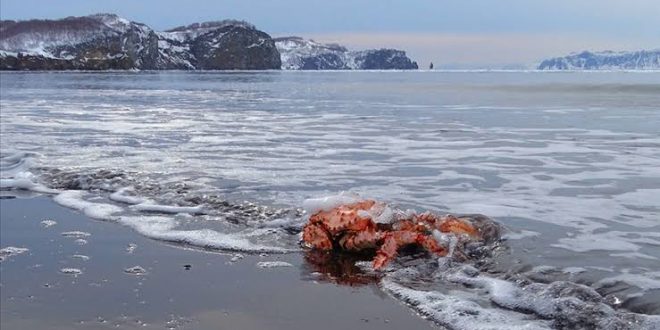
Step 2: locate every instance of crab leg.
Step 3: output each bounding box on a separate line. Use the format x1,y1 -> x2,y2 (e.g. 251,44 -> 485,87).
372,231 -> 447,269
339,230 -> 384,251
437,215 -> 478,237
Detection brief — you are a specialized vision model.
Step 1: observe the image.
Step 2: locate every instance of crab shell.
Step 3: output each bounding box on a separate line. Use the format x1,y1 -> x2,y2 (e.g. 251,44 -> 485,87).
302,200 -> 382,251
302,200 -> 481,270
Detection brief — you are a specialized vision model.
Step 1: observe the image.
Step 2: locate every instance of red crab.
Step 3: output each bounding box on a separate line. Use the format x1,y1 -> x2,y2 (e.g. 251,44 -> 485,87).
302,199 -> 481,270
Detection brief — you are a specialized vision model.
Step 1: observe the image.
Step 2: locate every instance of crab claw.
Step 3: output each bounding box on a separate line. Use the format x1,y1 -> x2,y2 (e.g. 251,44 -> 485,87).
302,223 -> 333,250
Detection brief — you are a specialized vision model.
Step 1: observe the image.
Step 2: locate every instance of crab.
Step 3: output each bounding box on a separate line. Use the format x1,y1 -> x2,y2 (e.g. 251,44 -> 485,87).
302,199 -> 483,270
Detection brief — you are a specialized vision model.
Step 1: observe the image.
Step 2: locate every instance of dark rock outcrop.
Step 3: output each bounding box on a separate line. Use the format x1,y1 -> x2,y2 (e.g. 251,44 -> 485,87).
0,51 -> 135,70
189,25 -> 280,70
0,14 -> 281,70
538,50 -> 660,70
300,53 -> 345,70
353,49 -> 418,70
274,36 -> 418,70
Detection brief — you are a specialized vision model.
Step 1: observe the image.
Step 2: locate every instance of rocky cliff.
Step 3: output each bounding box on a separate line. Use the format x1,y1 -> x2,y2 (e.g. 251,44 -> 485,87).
157,20 -> 280,70
538,50 -> 660,70
274,36 -> 418,70
0,14 -> 281,70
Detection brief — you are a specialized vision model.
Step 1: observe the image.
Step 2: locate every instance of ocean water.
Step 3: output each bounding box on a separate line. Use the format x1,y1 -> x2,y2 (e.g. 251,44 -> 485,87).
1,71 -> 659,329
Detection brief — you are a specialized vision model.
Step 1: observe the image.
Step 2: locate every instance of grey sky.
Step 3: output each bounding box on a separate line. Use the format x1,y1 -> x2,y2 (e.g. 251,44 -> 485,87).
2,0 -> 659,68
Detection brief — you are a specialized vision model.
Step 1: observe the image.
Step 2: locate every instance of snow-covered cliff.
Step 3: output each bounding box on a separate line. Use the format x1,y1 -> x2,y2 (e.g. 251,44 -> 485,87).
1,13 -> 158,69
0,14 -> 281,70
538,50 -> 660,70
274,36 -> 418,70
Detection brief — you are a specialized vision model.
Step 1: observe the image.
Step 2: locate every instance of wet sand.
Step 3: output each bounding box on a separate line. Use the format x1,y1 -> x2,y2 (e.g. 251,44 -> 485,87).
0,195 -> 436,330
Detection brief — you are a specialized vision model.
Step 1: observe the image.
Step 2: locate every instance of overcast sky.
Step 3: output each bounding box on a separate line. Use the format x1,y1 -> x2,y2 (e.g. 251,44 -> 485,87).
2,0 -> 659,68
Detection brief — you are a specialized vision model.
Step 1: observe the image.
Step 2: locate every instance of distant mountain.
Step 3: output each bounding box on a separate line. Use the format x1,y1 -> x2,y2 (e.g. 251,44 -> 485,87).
0,14 -> 420,71
538,50 -> 660,70
274,36 -> 418,70
0,14 -> 281,70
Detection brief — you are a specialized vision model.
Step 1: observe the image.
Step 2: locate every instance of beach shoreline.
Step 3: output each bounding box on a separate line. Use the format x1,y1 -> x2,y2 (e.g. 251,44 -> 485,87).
0,195 -> 436,330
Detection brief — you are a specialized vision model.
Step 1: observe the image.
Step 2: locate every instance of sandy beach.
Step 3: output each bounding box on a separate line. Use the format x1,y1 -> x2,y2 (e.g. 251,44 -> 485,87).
0,195 -> 435,330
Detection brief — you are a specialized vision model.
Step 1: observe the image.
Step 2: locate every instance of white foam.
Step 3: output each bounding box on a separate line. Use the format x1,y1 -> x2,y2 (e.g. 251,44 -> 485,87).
54,191 -> 122,221
60,231 -> 91,238
131,203 -> 204,214
0,177 -> 37,190
258,217 -> 304,228
382,262 -> 660,329
610,252 -> 658,260
118,216 -> 178,234
0,246 -> 30,261
60,268 -> 82,275
0,176 -> 58,194
502,229 -> 540,240
45,185 -> 294,254
118,216 -> 295,253
71,254 -> 90,261
152,228 -> 293,253
382,276 -> 551,330
126,243 -> 138,254
1,151 -> 35,164
302,192 -> 362,214
553,231 -> 660,253
303,193 -> 398,224
109,187 -> 145,205
441,267 -> 654,329
596,271 -> 660,291
124,265 -> 147,275
0,153 -> 59,193
433,230 -> 458,257
40,219 -> 57,228
256,261 -> 293,268
229,253 -> 244,262
359,202 -> 398,224
563,267 -> 587,274
614,189 -> 660,210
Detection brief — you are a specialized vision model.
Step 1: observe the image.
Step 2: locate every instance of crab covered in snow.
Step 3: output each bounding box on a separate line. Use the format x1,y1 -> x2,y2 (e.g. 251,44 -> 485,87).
301,195 -> 499,270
